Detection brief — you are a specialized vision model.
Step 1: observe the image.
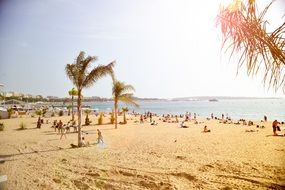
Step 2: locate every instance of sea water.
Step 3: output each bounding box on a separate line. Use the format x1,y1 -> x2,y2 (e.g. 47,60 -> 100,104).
90,98 -> 285,121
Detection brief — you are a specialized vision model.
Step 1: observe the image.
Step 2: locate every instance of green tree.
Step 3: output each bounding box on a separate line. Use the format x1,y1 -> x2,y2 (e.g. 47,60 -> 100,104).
112,81 -> 138,129
68,88 -> 78,121
217,0 -> 285,92
65,51 -> 114,146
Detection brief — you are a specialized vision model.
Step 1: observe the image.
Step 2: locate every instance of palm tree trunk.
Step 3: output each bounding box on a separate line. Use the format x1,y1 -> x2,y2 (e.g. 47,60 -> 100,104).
77,90 -> 82,146
71,95 -> 74,121
123,112 -> 126,124
114,100 -> 118,129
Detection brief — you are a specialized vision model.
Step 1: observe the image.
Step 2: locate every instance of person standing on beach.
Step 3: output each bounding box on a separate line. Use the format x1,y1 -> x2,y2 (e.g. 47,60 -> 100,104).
58,120 -> 63,135
97,129 -> 104,144
60,125 -> 67,139
37,117 -> 42,128
272,120 -> 280,136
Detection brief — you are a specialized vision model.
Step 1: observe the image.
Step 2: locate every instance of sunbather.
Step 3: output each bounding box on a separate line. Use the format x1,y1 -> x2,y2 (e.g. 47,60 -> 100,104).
180,121 -> 188,128
203,125 -> 211,133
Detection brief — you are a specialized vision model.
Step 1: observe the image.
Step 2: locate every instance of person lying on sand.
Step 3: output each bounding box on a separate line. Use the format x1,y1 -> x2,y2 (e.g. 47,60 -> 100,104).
203,125 -> 211,133
70,137 -> 90,148
180,121 -> 189,128
151,120 -> 158,125
245,129 -> 258,132
234,121 -> 240,125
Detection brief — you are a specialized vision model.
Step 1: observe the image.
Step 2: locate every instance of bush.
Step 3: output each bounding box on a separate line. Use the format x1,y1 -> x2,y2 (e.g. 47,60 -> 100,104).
85,115 -> 92,125
0,123 -> 4,131
19,122 -> 26,130
7,108 -> 13,118
35,109 -> 42,117
59,110 -> 64,116
51,112 -> 55,117
42,108 -> 48,117
110,111 -> 115,124
98,113 -> 103,125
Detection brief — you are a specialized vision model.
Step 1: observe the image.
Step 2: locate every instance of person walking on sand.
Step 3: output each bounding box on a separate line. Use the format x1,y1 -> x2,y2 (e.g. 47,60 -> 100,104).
60,125 -> 67,140
97,129 -> 104,144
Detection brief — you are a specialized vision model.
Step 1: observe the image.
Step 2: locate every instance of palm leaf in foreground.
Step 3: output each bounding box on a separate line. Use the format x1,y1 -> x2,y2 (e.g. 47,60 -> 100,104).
216,0 -> 285,92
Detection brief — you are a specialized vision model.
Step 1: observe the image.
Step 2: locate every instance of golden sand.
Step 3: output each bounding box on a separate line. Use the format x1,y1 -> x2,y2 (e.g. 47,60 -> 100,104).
0,114 -> 284,190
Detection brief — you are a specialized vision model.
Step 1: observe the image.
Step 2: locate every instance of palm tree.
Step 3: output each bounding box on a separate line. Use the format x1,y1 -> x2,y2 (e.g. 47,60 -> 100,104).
68,88 -> 78,121
112,81 -> 138,129
217,0 -> 285,92
122,107 -> 129,124
65,51 -> 115,146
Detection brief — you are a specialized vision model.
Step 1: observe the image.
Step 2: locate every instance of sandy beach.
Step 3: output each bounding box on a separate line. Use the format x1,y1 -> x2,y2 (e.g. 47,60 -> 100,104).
0,114 -> 284,190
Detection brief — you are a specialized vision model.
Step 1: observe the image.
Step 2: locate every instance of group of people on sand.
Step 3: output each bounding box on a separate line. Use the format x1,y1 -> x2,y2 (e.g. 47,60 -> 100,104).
159,112 -> 198,123
80,129 -> 104,147
140,112 -> 158,123
70,129 -> 104,148
49,120 -> 105,142
137,111 -> 285,136
51,120 -> 78,139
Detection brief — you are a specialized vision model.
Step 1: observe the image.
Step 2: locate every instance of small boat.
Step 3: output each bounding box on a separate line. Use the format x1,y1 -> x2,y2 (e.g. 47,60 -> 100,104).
209,99 -> 218,102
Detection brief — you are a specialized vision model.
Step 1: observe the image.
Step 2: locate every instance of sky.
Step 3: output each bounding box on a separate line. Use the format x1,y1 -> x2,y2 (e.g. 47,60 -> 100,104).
0,0 -> 284,98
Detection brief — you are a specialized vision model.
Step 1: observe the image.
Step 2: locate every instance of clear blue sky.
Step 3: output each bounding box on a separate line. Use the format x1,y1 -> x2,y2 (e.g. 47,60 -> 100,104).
0,0 -> 284,98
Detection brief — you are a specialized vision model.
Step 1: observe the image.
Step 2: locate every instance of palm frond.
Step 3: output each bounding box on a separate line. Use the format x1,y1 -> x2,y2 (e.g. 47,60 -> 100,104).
112,80 -> 139,107
65,64 -> 80,88
217,0 -> 285,92
76,51 -> 85,65
112,80 -> 124,97
118,93 -> 139,107
120,84 -> 135,94
122,107 -> 129,112
83,61 -> 115,88
80,55 -> 97,76
68,88 -> 78,96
